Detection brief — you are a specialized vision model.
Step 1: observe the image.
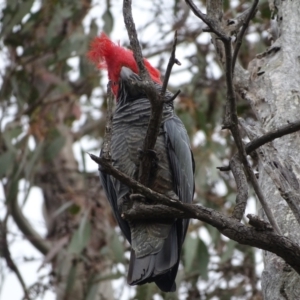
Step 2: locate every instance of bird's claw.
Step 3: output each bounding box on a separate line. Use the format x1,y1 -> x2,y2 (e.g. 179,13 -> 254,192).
130,194 -> 153,205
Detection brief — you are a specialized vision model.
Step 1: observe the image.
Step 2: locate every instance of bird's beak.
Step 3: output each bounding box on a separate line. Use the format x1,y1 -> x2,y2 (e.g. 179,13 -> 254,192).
120,66 -> 135,81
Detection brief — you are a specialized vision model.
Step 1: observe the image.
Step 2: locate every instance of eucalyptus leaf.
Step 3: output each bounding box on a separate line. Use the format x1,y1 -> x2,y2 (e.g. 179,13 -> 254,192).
220,240 -> 237,264
197,239 -> 209,280
85,281 -> 98,300
92,271 -> 123,283
1,0 -> 35,38
25,141 -> 44,179
2,124 -> 20,152
46,6 -> 72,45
44,134 -> 65,161
0,151 -> 15,177
110,231 -> 125,263
85,272 -> 107,300
65,263 -> 77,296
135,282 -> 156,300
53,201 -> 73,218
183,234 -> 198,273
68,212 -> 91,254
102,8 -> 114,35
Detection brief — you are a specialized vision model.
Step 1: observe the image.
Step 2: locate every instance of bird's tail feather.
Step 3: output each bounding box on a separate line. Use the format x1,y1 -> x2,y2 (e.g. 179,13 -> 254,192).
127,224 -> 179,292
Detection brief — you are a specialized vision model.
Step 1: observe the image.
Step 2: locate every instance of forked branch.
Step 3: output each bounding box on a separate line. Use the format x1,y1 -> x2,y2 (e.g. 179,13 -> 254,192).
89,153 -> 300,275
122,0 -> 180,187
186,0 -> 281,234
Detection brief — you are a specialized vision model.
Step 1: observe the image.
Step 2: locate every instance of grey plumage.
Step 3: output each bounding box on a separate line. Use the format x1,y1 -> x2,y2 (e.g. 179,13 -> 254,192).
99,67 -> 194,292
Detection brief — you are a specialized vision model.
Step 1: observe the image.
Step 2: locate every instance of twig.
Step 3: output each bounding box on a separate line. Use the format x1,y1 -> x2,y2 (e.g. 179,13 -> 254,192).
7,185 -> 50,255
224,39 -> 281,234
247,214 -> 273,231
3,144 -> 50,256
232,0 -> 259,72
218,119 -> 300,172
88,155 -> 300,275
122,0 -> 180,187
207,1 -> 281,234
240,119 -> 300,227
73,119 -> 104,141
185,0 -> 228,40
161,31 -> 179,96
122,203 -> 300,274
245,119 -> 300,154
0,217 -> 31,300
89,154 -> 186,211
164,90 -> 181,103
187,0 -> 281,234
123,0 -> 163,186
123,0 -> 150,81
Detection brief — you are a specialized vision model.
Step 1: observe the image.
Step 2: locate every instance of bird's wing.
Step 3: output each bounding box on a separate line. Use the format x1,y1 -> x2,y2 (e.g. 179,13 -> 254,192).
98,151 -> 131,243
164,115 -> 195,241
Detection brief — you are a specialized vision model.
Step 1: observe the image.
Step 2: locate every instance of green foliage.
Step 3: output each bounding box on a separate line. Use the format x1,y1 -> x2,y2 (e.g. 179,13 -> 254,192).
184,235 -> 209,280
1,0 -> 35,38
110,231 -> 125,263
134,283 -> 157,300
0,151 -> 15,177
65,262 -> 78,296
68,212 -> 91,255
220,240 -> 238,264
197,239 -> 209,280
102,5 -> 114,35
44,132 -> 66,161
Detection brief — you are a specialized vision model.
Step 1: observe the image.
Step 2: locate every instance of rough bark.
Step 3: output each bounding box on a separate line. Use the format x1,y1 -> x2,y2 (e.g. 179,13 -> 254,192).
184,0 -> 300,298
238,1 -> 300,299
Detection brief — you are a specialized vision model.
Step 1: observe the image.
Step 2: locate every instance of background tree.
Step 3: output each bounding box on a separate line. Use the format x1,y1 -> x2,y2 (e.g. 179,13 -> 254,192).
1,0 -> 297,299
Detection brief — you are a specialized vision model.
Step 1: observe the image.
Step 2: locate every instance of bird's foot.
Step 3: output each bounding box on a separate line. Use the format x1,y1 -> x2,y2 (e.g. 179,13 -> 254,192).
118,195 -> 133,213
130,193 -> 153,205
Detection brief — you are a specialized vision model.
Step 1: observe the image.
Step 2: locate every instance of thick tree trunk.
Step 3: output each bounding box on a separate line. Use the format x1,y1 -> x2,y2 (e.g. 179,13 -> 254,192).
242,1 -> 300,299
204,0 -> 300,298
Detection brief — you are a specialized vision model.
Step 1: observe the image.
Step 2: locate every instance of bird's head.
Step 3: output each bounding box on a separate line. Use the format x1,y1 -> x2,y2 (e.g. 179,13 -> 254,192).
87,33 -> 161,98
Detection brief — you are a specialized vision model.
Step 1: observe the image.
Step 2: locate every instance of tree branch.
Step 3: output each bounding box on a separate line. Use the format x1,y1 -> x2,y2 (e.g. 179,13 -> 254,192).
245,119 -> 300,154
123,0 -> 163,186
123,0 -> 151,82
232,0 -> 259,72
89,154 -> 187,211
218,119 -> 300,172
8,186 -> 50,255
240,119 -> 300,227
0,217 -> 31,300
230,154 -> 248,221
185,0 -> 227,40
122,0 -> 180,188
160,30 -> 180,97
73,119 -> 104,142
187,0 -> 281,234
88,152 -> 300,275
121,202 -> 300,275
